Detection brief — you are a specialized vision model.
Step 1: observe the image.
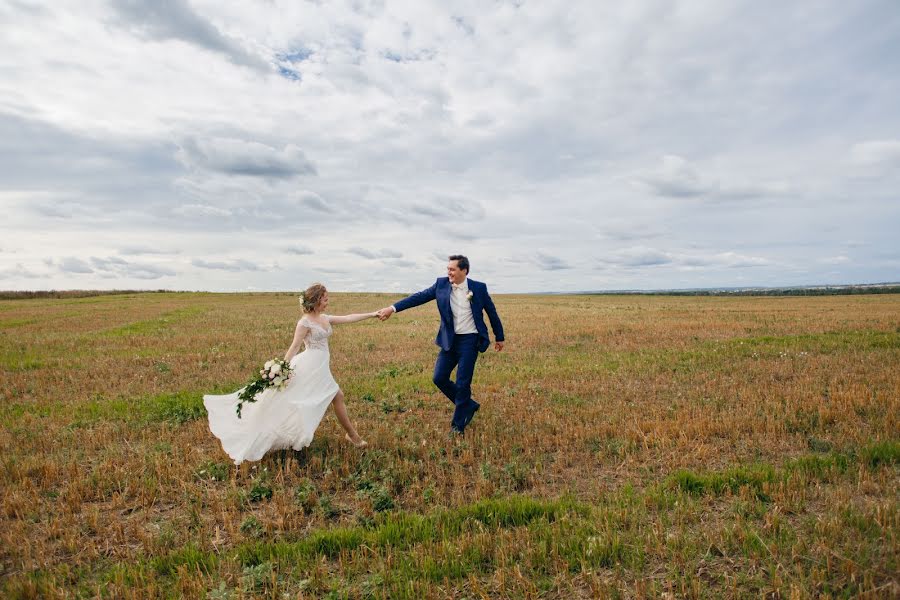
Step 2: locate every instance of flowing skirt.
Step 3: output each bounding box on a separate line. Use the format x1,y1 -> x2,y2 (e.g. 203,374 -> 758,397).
203,348 -> 339,464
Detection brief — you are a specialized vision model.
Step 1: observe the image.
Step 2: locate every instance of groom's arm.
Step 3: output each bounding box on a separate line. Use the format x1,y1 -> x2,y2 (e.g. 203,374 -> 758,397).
377,281 -> 438,320
482,284 -> 505,348
393,281 -> 438,313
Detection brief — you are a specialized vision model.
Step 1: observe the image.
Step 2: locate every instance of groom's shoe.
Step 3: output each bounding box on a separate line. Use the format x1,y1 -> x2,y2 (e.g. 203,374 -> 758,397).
463,399 -> 480,428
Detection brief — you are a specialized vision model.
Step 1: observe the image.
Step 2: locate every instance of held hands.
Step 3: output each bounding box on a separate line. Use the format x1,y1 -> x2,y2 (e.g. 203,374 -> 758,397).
495,341 -> 505,352
376,306 -> 395,321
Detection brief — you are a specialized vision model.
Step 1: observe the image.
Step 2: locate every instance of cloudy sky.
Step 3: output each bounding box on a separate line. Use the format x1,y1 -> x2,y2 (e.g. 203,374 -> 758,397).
1,0 -> 898,293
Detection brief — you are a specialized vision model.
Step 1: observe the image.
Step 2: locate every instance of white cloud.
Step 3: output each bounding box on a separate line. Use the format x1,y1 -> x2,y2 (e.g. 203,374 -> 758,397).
850,140 -> 900,169
192,259 -> 264,272
819,255 -> 851,265
597,247 -> 771,270
173,204 -> 233,218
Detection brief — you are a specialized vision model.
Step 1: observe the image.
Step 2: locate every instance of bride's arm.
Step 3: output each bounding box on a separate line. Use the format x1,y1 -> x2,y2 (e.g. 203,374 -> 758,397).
284,320 -> 309,362
327,312 -> 378,325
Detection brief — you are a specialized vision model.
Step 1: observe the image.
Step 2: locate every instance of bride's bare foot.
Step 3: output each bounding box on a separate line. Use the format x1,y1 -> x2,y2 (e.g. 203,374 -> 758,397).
345,433 -> 368,448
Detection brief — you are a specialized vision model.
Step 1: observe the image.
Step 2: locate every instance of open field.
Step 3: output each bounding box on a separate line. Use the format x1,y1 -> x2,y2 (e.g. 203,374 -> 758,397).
1,292 -> 898,599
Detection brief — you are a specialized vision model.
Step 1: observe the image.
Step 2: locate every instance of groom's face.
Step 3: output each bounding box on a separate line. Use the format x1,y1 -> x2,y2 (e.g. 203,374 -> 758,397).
447,260 -> 467,284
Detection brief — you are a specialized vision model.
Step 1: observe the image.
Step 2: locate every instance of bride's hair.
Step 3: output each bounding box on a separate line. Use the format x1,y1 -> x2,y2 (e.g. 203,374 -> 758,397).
300,283 -> 327,313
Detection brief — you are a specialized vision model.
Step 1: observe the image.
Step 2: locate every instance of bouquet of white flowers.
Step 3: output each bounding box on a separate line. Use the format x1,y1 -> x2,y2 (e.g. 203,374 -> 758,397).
236,358 -> 294,418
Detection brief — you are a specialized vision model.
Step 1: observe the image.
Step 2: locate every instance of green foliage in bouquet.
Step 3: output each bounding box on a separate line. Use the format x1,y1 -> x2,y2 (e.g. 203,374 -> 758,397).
236,358 -> 293,418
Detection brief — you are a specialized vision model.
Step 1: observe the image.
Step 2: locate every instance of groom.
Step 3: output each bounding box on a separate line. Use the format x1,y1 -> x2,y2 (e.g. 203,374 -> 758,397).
377,255 -> 504,435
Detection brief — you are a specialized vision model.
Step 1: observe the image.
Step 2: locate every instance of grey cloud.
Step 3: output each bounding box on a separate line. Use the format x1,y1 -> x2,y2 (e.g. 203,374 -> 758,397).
348,248 -> 402,260
285,245 -> 314,255
638,155 -> 711,198
0,114 -> 182,208
596,247 -> 674,268
89,256 -> 176,279
638,156 -> 791,201
119,246 -> 180,256
386,259 -> 416,268
452,16 -> 475,36
348,247 -> 376,259
0,263 -> 44,280
295,191 -> 332,212
109,0 -> 269,71
597,248 -> 769,270
58,257 -> 94,274
91,256 -> 128,269
411,197 -> 486,220
596,224 -> 664,242
177,137 -> 317,179
192,258 -> 263,272
382,48 -> 437,64
173,203 -> 233,218
536,252 -> 571,271
32,201 -> 93,219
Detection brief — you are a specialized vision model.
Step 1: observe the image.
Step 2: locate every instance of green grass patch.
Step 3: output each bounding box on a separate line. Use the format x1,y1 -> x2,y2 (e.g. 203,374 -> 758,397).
668,442 -> 895,501
669,464 -> 777,499
70,390 -> 207,426
0,347 -> 44,371
0,318 -> 38,329
860,440 -> 900,467
150,543 -> 218,577
725,330 -> 900,355
100,307 -> 207,338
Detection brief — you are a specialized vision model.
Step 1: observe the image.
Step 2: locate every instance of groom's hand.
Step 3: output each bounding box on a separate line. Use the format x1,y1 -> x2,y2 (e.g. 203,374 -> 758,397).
495,341 -> 505,351
376,306 -> 395,321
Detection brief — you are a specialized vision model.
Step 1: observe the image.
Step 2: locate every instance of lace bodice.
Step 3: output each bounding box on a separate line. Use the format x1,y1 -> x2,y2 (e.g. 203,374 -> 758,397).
300,316 -> 332,351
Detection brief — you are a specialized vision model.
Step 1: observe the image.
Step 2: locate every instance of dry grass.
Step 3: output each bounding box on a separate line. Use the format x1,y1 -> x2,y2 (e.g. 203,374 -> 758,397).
1,292 -> 897,598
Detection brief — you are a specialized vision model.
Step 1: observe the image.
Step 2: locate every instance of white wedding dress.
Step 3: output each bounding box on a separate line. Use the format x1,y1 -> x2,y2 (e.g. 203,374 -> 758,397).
204,316 -> 339,465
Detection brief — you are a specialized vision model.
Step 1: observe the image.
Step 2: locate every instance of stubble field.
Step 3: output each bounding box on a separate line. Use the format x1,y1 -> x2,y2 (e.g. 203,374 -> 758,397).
0,291 -> 898,599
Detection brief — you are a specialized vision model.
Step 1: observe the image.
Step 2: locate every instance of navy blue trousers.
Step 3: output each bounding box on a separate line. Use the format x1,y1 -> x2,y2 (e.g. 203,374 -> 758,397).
432,333 -> 480,431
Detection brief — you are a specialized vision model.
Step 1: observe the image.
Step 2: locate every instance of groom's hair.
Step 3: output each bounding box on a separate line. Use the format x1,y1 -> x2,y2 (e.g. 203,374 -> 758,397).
448,254 -> 469,273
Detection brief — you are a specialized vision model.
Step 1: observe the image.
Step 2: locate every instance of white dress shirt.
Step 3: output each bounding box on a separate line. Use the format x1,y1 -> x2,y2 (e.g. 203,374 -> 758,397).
450,279 -> 477,334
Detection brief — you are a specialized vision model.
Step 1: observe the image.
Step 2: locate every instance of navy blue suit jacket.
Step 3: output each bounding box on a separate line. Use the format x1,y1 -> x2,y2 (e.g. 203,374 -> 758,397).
393,278 -> 504,353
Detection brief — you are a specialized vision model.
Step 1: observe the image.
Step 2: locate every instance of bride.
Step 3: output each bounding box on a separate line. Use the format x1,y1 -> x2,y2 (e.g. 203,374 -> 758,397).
204,283 -> 376,465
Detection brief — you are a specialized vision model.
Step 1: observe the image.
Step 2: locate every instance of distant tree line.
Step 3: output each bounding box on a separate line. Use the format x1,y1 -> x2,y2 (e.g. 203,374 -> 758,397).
0,290 -> 173,300
638,285 -> 900,297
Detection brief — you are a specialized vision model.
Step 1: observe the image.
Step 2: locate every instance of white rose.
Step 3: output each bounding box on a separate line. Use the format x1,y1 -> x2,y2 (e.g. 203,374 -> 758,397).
264,360 -> 275,369
272,376 -> 283,386
270,363 -> 281,374
268,371 -> 276,379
